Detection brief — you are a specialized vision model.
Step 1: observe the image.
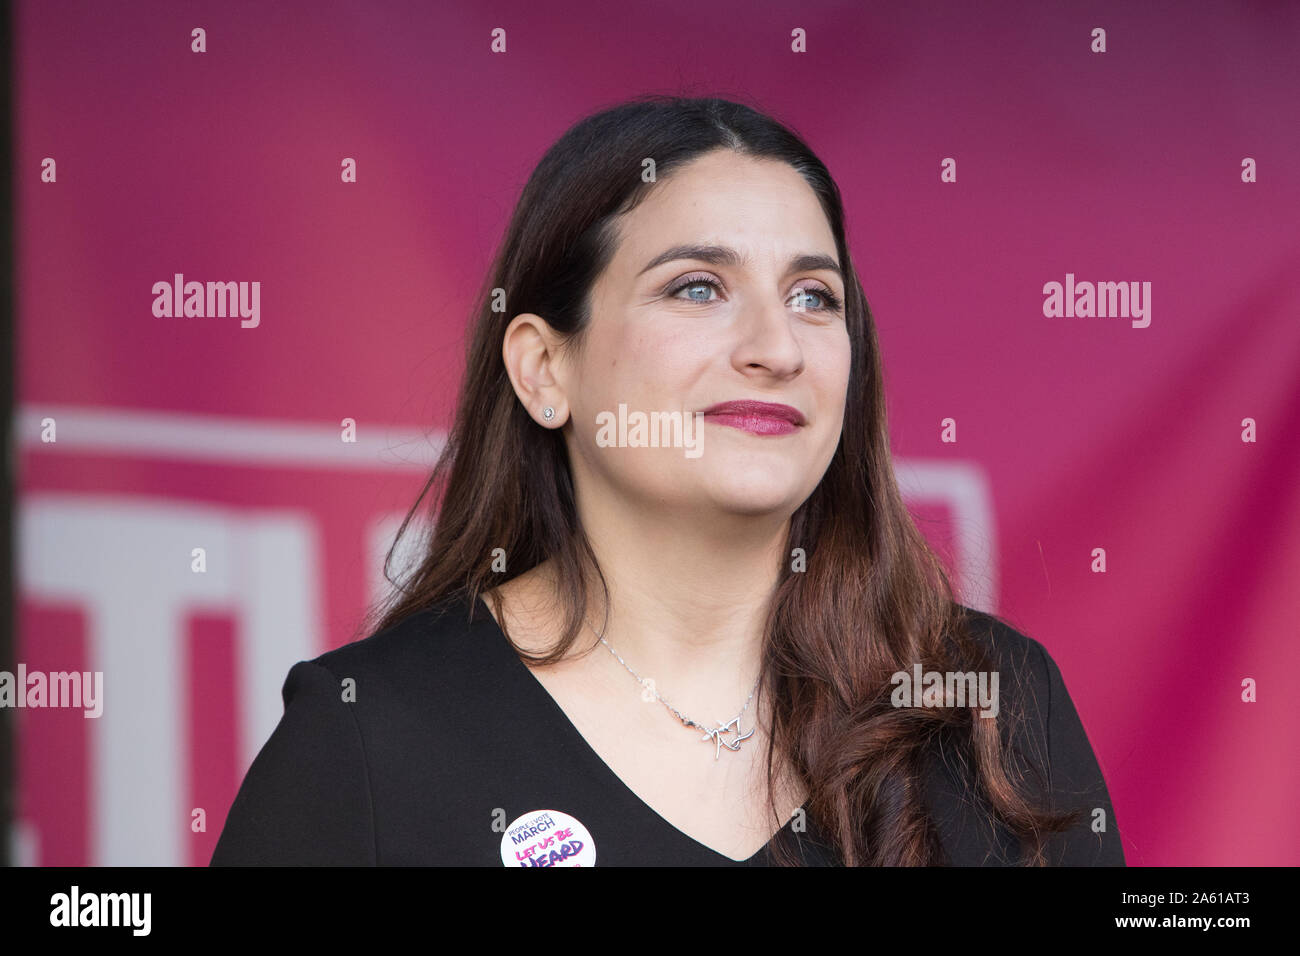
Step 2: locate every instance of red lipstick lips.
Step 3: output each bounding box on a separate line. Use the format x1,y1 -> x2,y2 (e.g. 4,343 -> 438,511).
700,400 -> 806,436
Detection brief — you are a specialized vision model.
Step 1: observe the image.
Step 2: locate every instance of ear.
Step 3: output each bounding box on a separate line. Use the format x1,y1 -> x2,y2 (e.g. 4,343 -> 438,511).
502,313 -> 570,427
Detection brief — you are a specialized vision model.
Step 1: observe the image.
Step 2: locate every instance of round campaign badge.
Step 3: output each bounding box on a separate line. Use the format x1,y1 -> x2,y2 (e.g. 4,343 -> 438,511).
500,808 -> 597,867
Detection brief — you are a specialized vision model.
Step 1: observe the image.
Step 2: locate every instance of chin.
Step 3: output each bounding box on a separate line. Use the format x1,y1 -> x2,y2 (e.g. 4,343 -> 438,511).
703,480 -> 803,517
720,500 -> 795,519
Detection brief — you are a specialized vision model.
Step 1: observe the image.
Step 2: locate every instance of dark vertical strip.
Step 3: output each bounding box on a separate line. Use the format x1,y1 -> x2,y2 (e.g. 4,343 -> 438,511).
0,0 -> 15,869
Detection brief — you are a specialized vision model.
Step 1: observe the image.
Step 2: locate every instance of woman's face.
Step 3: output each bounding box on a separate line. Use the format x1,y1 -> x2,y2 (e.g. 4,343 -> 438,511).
546,149 -> 852,523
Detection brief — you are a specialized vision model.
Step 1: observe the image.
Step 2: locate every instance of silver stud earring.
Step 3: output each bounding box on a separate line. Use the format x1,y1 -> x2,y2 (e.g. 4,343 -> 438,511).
542,406 -> 555,422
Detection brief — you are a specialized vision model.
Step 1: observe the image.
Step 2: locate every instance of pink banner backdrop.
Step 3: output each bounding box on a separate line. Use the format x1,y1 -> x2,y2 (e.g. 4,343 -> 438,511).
13,0 -> 1299,866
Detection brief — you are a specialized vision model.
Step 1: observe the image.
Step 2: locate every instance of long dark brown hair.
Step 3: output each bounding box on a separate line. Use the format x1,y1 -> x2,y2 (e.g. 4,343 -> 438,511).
360,94 -> 1084,865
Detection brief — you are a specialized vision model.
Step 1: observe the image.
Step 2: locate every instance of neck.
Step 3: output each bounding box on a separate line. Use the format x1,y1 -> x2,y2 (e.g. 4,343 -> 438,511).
571,485 -> 791,726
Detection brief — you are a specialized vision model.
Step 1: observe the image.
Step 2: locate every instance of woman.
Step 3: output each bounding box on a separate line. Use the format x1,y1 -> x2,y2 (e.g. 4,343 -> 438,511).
212,95 -> 1124,867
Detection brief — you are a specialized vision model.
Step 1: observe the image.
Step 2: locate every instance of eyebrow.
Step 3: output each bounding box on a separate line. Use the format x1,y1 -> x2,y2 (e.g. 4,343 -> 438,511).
636,243 -> 843,282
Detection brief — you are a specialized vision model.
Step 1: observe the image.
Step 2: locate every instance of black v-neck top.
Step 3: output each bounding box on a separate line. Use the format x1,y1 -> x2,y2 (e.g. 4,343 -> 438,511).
211,592 -> 1125,866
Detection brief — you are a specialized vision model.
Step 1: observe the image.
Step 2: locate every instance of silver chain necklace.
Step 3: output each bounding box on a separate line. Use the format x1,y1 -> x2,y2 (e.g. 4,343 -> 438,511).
595,622 -> 760,760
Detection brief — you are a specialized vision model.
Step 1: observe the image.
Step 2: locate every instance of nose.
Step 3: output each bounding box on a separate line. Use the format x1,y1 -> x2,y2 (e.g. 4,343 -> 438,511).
731,291 -> 804,378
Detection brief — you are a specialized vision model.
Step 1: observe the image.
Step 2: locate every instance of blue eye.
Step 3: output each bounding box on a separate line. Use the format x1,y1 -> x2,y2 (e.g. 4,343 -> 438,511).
668,276 -> 722,303
793,288 -> 831,311
791,285 -> 845,313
